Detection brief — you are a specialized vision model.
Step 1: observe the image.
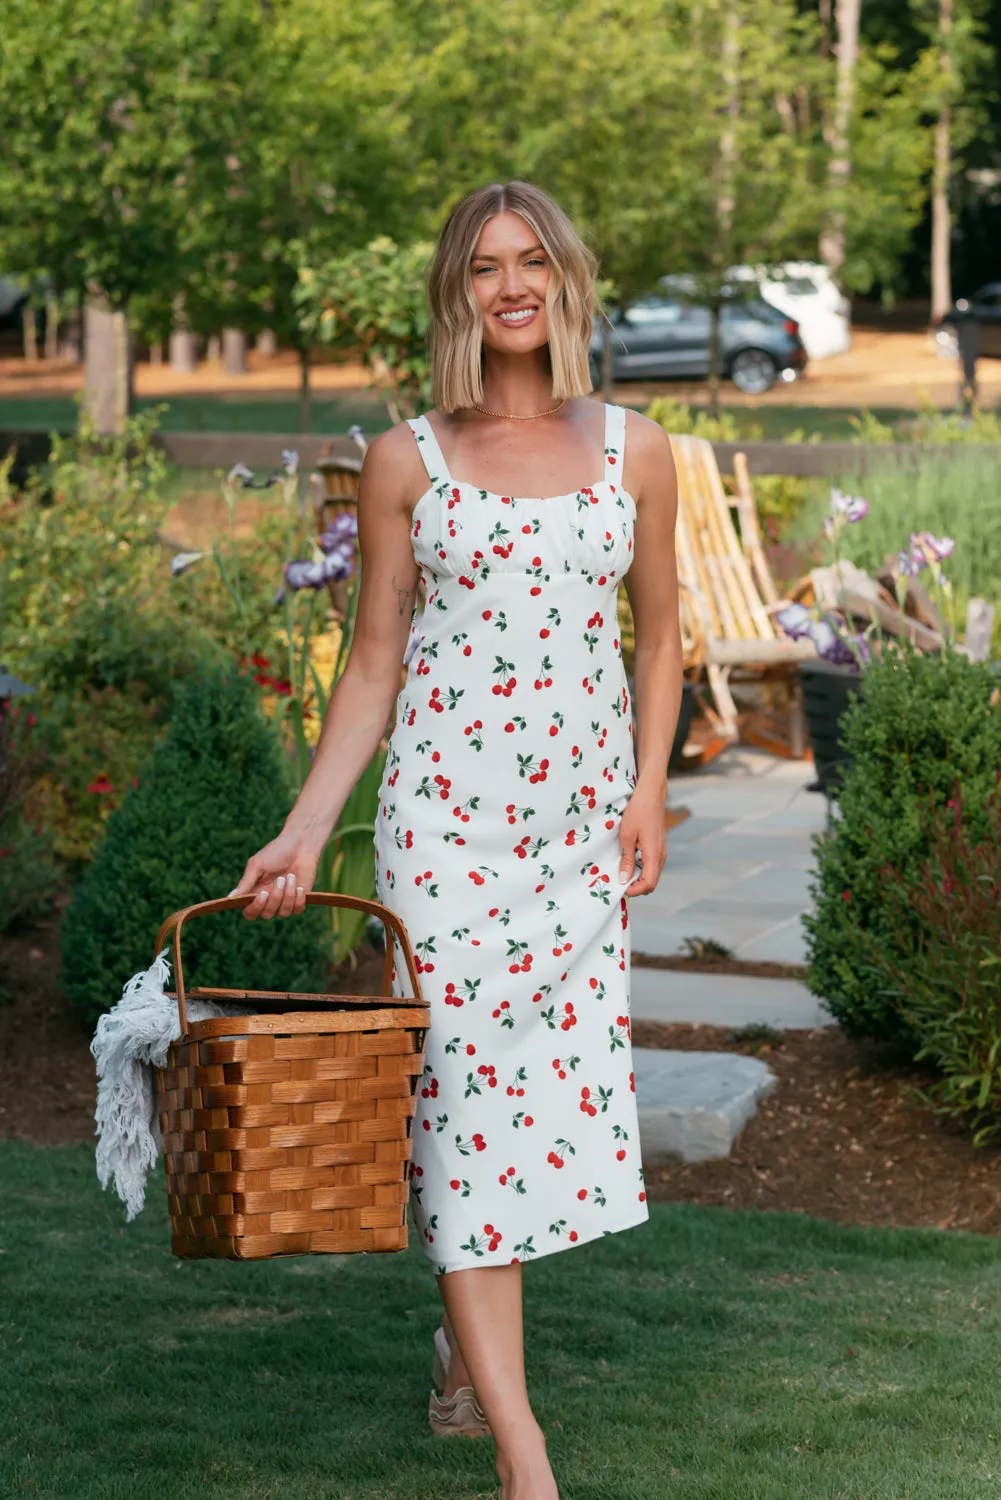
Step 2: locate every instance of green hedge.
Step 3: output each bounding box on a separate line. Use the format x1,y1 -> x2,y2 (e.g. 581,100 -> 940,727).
804,648 -> 1001,1045
61,668 -> 332,1027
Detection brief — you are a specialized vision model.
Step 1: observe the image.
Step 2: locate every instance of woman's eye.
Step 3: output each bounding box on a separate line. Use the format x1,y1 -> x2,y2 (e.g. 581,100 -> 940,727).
473,265 -> 496,276
526,258 -> 546,268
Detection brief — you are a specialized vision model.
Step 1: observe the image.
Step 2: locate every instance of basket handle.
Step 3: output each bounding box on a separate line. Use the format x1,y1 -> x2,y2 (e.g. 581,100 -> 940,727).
154,893 -> 424,1035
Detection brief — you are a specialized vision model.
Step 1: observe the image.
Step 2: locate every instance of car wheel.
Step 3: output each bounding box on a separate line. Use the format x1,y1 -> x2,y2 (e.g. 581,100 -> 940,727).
730,348 -> 777,395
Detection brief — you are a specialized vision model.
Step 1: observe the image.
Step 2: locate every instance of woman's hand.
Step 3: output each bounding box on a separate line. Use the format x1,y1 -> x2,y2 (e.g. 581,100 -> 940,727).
230,830 -> 321,920
618,779 -> 668,897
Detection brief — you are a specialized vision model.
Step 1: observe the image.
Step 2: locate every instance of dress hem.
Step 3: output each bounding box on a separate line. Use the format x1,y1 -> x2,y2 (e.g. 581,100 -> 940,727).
425,1205 -> 650,1278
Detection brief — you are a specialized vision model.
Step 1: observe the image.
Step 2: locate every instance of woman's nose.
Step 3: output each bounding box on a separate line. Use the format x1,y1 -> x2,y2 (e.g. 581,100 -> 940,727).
499,266 -> 527,300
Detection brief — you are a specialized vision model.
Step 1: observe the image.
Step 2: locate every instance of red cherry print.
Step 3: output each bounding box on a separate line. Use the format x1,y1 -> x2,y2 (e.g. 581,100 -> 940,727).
524,1115 -> 533,1126
450,1179 -> 460,1190
569,1230 -> 578,1242
577,1188 -> 587,1201
617,1149 -> 626,1161
639,1191 -> 647,1202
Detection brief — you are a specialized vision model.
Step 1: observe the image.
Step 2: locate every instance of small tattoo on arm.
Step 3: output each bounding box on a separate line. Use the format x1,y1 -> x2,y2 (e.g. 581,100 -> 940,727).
392,575 -> 417,617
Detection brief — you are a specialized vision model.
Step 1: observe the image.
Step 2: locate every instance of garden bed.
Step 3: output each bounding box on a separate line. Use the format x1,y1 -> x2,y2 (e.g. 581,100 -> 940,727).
4,918 -> 1001,1237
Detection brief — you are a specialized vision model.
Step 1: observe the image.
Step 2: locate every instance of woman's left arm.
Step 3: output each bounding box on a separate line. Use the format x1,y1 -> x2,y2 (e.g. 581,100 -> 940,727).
618,417 -> 683,897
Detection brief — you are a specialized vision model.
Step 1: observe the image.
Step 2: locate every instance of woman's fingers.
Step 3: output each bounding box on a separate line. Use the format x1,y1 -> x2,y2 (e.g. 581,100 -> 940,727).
619,824 -> 638,886
626,826 -> 665,896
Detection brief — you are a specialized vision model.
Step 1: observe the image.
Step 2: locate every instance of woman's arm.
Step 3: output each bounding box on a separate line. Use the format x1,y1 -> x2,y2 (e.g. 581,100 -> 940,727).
618,417 -> 682,897
233,424 -> 423,919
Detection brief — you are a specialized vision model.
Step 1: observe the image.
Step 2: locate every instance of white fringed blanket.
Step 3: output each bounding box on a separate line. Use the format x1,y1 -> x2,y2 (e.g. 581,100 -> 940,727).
91,951 -> 238,1221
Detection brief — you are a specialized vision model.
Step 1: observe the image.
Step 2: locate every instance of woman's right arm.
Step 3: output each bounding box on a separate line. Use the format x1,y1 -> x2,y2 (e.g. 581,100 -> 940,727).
233,424 -> 422,919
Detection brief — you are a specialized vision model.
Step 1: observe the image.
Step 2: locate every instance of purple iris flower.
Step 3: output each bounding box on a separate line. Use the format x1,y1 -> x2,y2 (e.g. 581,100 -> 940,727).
775,603 -> 815,640
896,547 -> 926,577
829,486 -> 869,524
284,513 -> 358,592
777,604 -> 866,668
912,530 -> 955,564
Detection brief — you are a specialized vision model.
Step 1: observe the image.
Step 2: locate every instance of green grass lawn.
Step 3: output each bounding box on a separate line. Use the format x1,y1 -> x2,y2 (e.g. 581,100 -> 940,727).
4,1144 -> 1001,1498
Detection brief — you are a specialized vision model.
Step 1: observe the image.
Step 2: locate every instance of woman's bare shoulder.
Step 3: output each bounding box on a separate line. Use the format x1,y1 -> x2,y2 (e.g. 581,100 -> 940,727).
360,420 -> 428,507
623,407 -> 674,460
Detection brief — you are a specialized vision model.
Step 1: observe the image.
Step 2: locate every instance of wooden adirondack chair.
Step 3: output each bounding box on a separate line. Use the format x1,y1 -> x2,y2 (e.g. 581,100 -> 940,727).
670,434 -> 815,746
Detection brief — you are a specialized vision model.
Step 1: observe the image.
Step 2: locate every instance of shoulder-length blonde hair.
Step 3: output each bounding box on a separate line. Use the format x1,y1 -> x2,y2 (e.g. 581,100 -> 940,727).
428,182 -> 597,413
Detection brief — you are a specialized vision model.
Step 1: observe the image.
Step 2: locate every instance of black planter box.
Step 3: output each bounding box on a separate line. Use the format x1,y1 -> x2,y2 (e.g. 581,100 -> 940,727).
799,661 -> 863,794
670,681 -> 697,769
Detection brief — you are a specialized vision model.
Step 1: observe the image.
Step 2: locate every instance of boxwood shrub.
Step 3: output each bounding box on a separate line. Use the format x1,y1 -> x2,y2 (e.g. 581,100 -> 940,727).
61,668 -> 332,1027
804,647 -> 1001,1045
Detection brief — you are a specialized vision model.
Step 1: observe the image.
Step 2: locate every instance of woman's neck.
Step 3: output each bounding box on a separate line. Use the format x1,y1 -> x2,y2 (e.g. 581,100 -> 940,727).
478,348 -> 555,417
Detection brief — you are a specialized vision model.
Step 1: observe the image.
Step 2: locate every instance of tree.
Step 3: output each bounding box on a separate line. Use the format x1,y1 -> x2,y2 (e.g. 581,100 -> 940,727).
820,0 -> 862,278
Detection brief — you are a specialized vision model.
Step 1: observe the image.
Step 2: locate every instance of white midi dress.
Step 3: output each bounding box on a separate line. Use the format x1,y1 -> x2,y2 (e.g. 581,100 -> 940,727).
374,403 -> 649,1274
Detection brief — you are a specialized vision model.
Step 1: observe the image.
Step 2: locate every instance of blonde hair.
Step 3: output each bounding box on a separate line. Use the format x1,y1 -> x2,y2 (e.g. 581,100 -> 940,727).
428,182 -> 598,413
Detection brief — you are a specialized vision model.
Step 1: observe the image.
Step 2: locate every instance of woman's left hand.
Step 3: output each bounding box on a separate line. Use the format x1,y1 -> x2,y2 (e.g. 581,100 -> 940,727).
618,780 -> 668,896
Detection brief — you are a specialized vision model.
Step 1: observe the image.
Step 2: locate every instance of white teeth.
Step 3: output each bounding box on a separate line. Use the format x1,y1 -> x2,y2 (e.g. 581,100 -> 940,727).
498,309 -> 535,324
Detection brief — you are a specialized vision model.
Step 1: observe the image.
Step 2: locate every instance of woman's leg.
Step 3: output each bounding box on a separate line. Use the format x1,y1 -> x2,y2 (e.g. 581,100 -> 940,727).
438,1263 -> 558,1499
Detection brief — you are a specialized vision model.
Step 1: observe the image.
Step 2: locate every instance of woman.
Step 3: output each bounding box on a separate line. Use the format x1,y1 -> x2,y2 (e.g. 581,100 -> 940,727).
234,181 -> 682,1500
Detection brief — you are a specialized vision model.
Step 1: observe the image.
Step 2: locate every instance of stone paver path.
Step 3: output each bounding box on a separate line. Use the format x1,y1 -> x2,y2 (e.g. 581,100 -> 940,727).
634,747 -> 827,966
630,747 -> 834,1030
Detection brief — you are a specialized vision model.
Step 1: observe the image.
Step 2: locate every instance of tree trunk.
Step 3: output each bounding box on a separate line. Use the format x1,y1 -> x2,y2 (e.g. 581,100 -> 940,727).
298,347 -> 311,433
22,305 -> 38,361
256,328 -> 277,357
169,294 -> 198,373
59,307 -> 82,363
601,318 -> 615,404
819,0 -> 861,278
930,0 -> 954,323
149,341 -> 164,365
707,302 -> 723,419
44,295 -> 59,360
169,330 -> 198,373
222,328 -> 248,375
206,335 -> 221,365
83,298 -> 133,435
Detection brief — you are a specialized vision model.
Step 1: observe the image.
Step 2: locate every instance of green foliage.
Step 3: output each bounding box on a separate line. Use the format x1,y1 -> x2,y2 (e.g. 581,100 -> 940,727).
61,669 -> 332,1027
0,702 -> 59,933
0,414 -> 205,863
297,238 -> 434,422
804,648 -> 1001,1044
869,790 -> 1001,1143
794,447 -> 1001,611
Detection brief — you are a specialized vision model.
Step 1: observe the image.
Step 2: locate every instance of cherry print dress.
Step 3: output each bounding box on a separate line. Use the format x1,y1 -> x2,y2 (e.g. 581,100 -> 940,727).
374,403 -> 648,1274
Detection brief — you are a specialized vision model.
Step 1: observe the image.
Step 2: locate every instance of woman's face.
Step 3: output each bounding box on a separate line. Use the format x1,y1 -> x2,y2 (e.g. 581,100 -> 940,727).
471,211 -> 551,355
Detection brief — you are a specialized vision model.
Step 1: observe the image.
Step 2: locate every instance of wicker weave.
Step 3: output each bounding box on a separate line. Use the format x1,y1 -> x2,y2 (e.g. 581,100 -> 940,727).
152,893 -> 429,1261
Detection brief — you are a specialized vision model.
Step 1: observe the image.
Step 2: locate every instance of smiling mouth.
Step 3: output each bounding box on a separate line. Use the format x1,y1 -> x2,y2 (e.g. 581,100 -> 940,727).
496,307 -> 538,326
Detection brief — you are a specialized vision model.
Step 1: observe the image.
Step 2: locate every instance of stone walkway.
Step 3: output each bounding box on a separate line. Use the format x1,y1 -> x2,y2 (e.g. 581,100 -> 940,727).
631,747 -> 833,1031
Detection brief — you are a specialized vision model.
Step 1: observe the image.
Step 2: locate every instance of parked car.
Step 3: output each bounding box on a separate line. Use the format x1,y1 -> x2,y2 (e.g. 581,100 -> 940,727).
729,261 -> 851,360
939,284 -> 1001,357
591,290 -> 807,394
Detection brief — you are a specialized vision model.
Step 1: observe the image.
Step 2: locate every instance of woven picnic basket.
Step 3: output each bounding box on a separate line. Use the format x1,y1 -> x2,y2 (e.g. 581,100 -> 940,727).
152,892 -> 429,1261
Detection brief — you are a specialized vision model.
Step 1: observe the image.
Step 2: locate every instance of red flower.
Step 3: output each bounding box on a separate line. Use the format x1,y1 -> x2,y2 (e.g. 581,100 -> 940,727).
86,774 -> 115,795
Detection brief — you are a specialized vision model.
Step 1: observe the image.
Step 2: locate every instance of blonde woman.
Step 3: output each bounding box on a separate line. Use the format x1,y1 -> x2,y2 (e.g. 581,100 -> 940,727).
235,182 -> 682,1500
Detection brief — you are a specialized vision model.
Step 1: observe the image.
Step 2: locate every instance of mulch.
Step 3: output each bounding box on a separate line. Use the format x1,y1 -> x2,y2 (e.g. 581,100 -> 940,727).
4,916 -> 1001,1236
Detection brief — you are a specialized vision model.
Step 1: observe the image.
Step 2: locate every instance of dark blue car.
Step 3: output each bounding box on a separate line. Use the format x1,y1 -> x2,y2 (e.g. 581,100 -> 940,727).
591,292 -> 807,394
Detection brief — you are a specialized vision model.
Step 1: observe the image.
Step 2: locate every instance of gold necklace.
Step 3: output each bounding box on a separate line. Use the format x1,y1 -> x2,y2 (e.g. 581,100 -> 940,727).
472,398 -> 567,421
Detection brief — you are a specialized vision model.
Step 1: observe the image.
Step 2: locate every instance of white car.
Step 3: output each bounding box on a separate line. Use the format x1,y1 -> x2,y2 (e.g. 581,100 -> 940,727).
728,262 -> 851,360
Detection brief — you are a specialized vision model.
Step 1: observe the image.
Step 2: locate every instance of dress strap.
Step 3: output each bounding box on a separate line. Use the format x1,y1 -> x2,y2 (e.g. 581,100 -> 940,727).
603,403 -> 627,484
408,415 -> 451,487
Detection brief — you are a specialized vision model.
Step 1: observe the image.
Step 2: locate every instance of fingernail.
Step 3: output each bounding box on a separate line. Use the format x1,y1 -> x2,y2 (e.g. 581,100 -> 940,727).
275,876 -> 286,889
287,872 -> 296,883
619,870 -> 631,884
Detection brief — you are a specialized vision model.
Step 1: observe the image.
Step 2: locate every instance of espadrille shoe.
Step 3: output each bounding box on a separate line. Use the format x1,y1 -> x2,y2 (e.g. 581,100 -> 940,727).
429,1326 -> 491,1438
